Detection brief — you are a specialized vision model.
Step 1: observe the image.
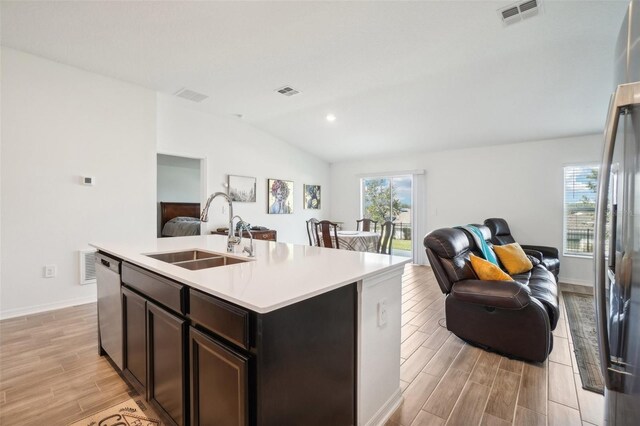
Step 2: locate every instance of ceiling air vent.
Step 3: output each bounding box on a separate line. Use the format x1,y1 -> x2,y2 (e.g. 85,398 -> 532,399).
174,88 -> 209,103
498,0 -> 542,26
276,86 -> 301,97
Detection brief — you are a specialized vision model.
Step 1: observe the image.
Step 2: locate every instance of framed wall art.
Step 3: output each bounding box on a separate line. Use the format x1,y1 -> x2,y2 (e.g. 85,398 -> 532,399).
268,179 -> 293,214
228,175 -> 256,202
303,184 -> 321,209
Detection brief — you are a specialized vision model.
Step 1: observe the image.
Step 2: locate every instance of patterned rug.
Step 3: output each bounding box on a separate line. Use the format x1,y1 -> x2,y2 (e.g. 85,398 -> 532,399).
69,396 -> 162,426
562,291 -> 604,394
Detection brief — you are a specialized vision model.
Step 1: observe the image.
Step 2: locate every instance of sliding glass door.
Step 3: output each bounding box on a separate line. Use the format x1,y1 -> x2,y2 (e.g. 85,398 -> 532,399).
361,175 -> 413,258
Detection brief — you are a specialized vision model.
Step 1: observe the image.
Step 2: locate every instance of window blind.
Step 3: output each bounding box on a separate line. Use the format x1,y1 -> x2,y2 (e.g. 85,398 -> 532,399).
563,165 -> 599,256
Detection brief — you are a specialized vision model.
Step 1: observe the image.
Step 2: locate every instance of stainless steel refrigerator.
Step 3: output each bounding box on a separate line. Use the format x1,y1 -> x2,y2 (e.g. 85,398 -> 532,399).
595,1 -> 640,424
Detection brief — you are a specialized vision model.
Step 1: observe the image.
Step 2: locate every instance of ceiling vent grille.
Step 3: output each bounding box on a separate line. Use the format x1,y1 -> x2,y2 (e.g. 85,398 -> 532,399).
498,0 -> 542,26
276,86 -> 301,97
79,249 -> 97,285
174,88 -> 209,103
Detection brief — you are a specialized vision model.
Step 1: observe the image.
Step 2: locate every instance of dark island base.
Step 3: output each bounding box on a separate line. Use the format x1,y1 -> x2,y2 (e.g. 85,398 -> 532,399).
100,259 -> 357,426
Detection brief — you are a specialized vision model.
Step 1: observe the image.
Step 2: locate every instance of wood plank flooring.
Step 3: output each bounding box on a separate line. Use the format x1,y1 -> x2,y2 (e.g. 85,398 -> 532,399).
387,264 -> 605,426
0,264 -> 604,425
0,304 -> 138,425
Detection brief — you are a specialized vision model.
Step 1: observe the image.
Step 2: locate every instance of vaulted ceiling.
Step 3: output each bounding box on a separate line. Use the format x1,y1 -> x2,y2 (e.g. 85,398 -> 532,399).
1,1 -> 628,162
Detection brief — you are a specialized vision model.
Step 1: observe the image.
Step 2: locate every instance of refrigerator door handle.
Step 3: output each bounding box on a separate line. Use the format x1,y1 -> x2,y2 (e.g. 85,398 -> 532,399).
595,81 -> 640,390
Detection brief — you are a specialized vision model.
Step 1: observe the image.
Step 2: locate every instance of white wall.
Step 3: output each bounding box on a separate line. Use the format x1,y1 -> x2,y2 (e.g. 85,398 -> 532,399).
0,48 -> 157,318
157,154 -> 201,202
330,134 -> 604,286
0,46 -> 600,321
156,94 -> 331,244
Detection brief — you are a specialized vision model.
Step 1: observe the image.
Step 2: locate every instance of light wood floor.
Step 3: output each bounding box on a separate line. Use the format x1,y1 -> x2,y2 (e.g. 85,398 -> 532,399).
0,303 -> 136,425
0,264 -> 604,425
386,264 -> 604,426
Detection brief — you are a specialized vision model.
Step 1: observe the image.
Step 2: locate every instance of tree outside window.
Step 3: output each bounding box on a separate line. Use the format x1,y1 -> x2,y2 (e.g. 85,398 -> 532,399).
361,176 -> 413,256
362,178 -> 404,222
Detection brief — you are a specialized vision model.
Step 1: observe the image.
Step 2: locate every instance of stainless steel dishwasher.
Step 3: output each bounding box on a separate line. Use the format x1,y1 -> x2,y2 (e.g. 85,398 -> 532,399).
96,252 -> 123,370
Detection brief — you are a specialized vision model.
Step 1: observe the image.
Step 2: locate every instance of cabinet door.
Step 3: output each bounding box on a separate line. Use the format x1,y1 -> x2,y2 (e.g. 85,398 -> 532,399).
190,327 -> 249,426
147,302 -> 187,426
122,286 -> 147,393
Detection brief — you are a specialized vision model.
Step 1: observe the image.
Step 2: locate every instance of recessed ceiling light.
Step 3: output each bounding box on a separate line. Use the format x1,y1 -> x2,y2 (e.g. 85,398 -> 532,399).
326,114 -> 336,122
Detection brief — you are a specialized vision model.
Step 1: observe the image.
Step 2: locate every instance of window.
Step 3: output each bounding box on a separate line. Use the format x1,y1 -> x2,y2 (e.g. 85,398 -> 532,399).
563,165 -> 601,257
361,176 -> 412,257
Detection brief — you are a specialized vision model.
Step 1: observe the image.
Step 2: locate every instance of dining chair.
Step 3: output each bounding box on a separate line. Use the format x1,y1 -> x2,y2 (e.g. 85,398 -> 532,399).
306,218 -> 319,246
378,221 -> 395,255
314,220 -> 340,249
356,218 -> 378,232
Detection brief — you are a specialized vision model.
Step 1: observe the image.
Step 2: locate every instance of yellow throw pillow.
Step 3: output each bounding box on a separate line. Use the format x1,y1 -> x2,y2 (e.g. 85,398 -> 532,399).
493,243 -> 533,275
469,254 -> 513,281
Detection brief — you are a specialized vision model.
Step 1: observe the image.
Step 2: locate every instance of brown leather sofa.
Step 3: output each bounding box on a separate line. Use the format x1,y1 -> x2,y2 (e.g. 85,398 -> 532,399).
484,218 -> 560,281
424,225 -> 559,362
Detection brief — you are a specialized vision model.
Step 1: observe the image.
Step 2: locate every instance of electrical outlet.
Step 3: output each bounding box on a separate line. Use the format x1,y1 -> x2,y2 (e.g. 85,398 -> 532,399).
377,299 -> 388,327
44,265 -> 57,278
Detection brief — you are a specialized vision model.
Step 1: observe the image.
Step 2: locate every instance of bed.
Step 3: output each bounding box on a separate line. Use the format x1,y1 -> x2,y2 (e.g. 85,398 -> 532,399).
160,202 -> 201,237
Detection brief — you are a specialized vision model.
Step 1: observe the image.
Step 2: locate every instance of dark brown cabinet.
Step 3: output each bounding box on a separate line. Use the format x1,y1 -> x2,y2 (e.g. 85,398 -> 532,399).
121,262 -> 188,426
113,260 -> 356,426
189,327 -> 249,426
211,229 -> 277,242
147,302 -> 188,426
122,286 -> 147,394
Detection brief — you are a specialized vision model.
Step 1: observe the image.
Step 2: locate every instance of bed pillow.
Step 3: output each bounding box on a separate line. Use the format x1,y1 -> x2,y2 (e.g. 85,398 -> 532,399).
469,254 -> 513,282
493,243 -> 533,275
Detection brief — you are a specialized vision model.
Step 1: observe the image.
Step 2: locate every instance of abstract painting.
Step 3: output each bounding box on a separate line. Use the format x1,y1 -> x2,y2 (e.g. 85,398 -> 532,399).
304,184 -> 321,209
268,179 -> 293,214
228,175 -> 256,202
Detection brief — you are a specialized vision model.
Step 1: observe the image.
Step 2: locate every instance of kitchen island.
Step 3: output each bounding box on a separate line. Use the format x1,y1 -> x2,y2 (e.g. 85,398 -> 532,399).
92,235 -> 410,426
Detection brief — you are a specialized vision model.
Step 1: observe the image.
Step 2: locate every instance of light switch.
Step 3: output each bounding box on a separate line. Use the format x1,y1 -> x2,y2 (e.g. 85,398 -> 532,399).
44,265 -> 57,278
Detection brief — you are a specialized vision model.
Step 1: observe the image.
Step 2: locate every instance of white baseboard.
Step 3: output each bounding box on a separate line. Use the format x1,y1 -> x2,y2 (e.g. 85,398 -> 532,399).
558,277 -> 593,287
365,388 -> 403,426
0,295 -> 97,320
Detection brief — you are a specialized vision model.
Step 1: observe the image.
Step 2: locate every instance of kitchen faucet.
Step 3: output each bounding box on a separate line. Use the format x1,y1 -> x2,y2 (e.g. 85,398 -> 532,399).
200,192 -> 240,253
232,215 -> 255,258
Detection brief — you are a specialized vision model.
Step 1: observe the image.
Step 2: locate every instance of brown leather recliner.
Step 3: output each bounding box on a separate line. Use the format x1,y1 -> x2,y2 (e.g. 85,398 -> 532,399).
424,225 -> 559,362
484,218 -> 560,281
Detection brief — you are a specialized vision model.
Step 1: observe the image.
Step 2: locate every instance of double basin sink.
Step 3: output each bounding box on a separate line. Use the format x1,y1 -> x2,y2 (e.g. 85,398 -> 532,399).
146,249 -> 249,270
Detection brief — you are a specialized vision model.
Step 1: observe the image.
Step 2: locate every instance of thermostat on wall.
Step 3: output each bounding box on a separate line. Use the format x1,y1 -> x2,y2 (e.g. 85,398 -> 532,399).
82,176 -> 95,186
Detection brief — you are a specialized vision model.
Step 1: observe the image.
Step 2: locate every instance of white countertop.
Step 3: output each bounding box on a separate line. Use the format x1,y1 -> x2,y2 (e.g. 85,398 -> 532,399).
91,235 -> 410,313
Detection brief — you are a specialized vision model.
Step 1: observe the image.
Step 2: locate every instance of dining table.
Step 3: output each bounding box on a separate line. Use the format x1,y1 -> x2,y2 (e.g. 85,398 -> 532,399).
327,230 -> 380,253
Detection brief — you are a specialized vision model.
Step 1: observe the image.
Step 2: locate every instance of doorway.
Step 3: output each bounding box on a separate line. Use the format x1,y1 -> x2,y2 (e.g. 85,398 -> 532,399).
360,175 -> 413,258
156,154 -> 203,237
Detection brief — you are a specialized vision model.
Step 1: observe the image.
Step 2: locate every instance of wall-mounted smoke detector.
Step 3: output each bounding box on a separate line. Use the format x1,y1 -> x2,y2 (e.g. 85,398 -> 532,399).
498,0 -> 542,26
276,86 -> 301,97
174,88 -> 209,103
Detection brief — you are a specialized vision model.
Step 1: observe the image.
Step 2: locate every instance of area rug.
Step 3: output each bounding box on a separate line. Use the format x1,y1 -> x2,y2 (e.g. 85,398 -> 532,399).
69,397 -> 162,426
562,291 -> 604,394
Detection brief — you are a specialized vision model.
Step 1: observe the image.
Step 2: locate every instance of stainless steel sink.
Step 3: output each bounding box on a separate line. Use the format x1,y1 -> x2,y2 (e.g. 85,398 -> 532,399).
146,249 -> 218,263
146,249 -> 249,270
173,256 -> 248,270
